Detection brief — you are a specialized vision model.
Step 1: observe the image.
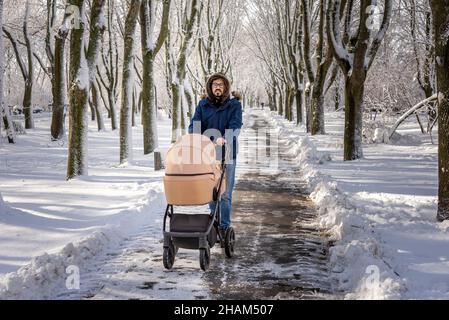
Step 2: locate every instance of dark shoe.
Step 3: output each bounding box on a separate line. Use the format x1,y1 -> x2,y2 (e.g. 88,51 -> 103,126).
219,228 -> 227,248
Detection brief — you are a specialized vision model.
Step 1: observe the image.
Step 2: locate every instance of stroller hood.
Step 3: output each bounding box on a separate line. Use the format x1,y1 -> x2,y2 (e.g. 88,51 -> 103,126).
164,134 -> 226,206
165,134 -> 219,176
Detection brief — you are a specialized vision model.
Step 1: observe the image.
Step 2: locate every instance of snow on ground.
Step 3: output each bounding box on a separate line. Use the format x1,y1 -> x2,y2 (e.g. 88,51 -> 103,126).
0,112 -> 170,299
2,107 -> 449,300
262,108 -> 449,299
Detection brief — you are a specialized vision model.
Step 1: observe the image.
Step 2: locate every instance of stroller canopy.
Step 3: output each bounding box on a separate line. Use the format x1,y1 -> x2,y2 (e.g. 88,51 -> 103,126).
165,134 -> 218,176
164,134 -> 226,206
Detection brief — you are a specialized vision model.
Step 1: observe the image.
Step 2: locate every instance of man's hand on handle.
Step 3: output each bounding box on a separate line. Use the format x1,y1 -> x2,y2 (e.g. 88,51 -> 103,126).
216,138 -> 227,146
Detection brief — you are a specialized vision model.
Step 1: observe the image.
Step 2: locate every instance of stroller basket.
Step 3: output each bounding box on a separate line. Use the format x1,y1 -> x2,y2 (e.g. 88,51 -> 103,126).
163,134 -> 226,206
170,214 -> 217,249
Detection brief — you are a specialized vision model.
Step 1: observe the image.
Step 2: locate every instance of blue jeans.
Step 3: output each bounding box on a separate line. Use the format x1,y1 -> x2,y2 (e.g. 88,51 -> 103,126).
209,161 -> 237,230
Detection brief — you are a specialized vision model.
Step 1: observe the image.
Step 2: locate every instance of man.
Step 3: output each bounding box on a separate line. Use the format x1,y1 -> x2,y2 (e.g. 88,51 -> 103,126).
188,73 -> 243,237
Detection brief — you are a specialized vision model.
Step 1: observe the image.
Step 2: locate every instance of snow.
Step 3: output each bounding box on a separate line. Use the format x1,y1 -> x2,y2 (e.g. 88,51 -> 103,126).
148,0 -> 156,51
96,9 -> 106,30
2,106 -> 449,300
0,113 -> 172,299
76,50 -> 90,90
262,108 -> 449,299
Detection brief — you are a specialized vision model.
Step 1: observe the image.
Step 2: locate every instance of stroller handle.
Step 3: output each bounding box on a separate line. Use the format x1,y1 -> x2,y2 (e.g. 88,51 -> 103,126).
215,139 -> 231,165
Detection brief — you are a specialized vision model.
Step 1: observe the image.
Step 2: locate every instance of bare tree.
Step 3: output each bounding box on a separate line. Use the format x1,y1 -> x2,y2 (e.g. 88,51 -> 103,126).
3,0 -> 34,129
408,0 -> 434,99
91,81 -> 105,131
301,0 -> 337,135
171,0 -> 201,143
120,0 -> 141,164
96,0 -> 119,131
327,0 -> 393,160
67,0 -> 106,180
50,3 -> 72,141
429,0 -> 449,221
140,0 -> 171,154
197,0 -> 237,81
247,0 -> 299,122
0,0 -> 14,144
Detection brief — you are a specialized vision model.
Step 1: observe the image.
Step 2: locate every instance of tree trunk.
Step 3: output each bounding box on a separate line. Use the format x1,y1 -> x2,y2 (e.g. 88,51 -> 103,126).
67,85 -> 89,178
23,82 -> 33,129
305,84 -> 311,132
104,0 -> 118,131
1,111 -> 15,143
23,1 -> 34,130
0,0 -> 14,144
51,30 -> 68,140
295,73 -> 303,124
272,82 -> 278,112
92,82 -> 105,131
334,72 -> 341,111
286,88 -> 294,122
89,98 -> 96,121
184,85 -> 194,120
430,0 -> 449,221
132,89 -> 137,127
284,89 -> 290,120
310,0 -> 332,135
278,85 -> 284,116
120,0 -> 141,164
171,81 -> 181,142
344,75 -> 365,160
141,52 -> 157,152
311,83 -> 325,135
3,2 -> 35,130
108,90 -> 117,130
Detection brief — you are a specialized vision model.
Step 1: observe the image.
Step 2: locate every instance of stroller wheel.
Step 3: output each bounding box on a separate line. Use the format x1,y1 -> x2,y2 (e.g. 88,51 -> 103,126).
163,241 -> 176,270
224,227 -> 236,258
199,246 -> 211,271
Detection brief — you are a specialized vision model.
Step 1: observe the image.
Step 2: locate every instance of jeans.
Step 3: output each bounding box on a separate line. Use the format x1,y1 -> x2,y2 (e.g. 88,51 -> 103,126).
209,160 -> 237,230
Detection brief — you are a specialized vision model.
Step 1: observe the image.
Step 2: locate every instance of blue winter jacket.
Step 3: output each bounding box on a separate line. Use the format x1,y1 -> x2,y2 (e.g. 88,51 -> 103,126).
188,97 -> 243,160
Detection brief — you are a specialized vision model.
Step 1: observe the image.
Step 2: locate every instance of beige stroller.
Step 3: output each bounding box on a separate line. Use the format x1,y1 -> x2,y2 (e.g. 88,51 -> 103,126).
162,134 -> 235,271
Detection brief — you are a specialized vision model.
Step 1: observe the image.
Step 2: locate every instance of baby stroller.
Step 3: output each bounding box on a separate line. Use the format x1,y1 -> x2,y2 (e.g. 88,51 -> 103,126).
162,134 -> 236,271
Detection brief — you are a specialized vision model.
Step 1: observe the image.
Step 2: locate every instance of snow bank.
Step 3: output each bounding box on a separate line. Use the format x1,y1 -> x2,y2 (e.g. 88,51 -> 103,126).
0,184 -> 165,300
262,109 -> 405,299
363,120 -> 390,144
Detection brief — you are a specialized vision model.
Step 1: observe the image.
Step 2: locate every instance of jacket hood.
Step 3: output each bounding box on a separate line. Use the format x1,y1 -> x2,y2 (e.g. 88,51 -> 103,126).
206,73 -> 231,105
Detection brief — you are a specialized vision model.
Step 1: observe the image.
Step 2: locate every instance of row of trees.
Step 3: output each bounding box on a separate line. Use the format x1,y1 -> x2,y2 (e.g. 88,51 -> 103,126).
247,0 -> 448,220
0,0 -> 248,175
248,0 -> 392,160
0,0 -> 448,221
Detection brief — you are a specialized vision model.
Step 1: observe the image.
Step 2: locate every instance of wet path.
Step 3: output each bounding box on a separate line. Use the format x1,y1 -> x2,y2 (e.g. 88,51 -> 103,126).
62,111 -> 334,300
204,114 -> 332,299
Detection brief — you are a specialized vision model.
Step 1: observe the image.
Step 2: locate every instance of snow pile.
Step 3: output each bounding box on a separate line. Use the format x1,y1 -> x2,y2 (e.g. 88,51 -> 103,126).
0,184 -> 165,300
262,109 -> 405,299
363,120 -> 390,144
